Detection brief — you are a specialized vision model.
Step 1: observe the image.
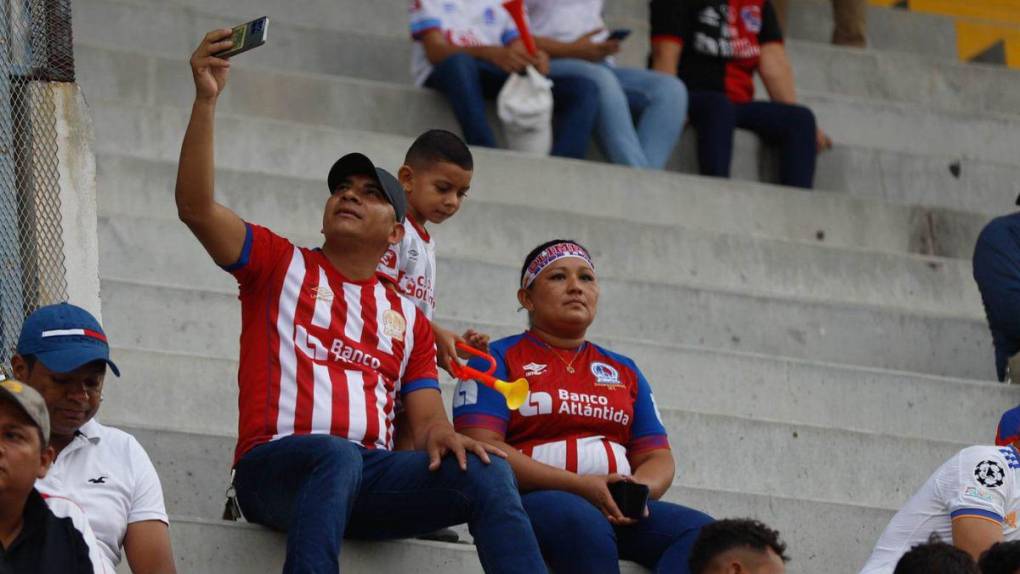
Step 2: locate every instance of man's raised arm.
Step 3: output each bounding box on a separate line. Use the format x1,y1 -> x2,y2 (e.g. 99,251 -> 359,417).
175,29 -> 248,267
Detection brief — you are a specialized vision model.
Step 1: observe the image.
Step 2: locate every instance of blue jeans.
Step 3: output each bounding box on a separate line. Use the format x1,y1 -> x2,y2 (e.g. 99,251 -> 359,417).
973,212 -> 1020,381
425,53 -> 598,159
234,434 -> 547,574
688,90 -> 818,189
547,60 -> 688,169
521,490 -> 713,574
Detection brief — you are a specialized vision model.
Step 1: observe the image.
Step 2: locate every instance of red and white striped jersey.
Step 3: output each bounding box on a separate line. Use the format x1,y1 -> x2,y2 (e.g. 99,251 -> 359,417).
226,224 -> 440,465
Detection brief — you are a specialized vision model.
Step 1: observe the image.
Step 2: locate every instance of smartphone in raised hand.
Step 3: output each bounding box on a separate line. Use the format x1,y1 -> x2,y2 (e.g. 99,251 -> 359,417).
215,16 -> 269,58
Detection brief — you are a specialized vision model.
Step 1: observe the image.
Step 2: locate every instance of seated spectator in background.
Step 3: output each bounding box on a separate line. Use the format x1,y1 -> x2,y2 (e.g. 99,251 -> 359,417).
973,205 -> 1020,382
10,303 -> 174,574
454,239 -> 714,573
770,0 -> 868,48
649,0 -> 831,189
525,0 -> 689,169
411,0 -> 597,160
0,378 -> 109,574
176,30 -> 548,573
859,405 -> 1020,573
688,518 -> 789,574
893,536 -> 979,574
980,541 -> 1020,574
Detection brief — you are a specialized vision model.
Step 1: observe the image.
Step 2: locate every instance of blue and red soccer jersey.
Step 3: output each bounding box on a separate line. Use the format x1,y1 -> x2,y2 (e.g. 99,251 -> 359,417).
453,332 -> 670,475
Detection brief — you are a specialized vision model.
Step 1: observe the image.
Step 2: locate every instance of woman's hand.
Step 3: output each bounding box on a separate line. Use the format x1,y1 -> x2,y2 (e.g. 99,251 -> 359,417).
572,474 -> 639,526
190,29 -> 233,102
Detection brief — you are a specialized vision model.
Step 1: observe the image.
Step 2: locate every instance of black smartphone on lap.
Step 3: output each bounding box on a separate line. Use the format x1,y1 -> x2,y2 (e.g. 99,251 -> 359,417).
608,481 -> 650,519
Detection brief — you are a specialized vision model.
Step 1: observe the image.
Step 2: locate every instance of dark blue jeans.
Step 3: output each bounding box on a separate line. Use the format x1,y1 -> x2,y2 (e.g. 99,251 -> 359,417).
688,90 -> 817,189
973,212 -> 1020,381
235,434 -> 547,574
425,53 -> 598,159
521,490 -> 713,574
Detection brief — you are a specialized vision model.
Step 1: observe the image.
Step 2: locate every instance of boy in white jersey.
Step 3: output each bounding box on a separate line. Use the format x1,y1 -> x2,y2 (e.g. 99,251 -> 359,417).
860,406 -> 1020,573
377,129 -> 490,375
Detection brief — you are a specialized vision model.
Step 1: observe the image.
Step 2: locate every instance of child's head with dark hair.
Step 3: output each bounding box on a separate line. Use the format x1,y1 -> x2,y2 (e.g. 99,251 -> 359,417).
894,535 -> 979,574
399,130 -> 474,226
689,519 -> 789,574
404,129 -> 473,172
979,540 -> 1020,574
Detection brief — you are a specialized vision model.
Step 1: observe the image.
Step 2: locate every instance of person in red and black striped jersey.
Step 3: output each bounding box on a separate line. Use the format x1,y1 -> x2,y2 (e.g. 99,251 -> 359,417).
649,0 -> 831,189
175,30 -> 548,574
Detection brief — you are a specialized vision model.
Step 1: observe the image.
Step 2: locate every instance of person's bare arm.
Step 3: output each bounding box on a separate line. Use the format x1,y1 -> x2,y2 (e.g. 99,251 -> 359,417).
175,29 -> 248,267
952,516 -> 1004,560
419,29 -> 532,73
758,42 -> 796,104
124,520 -> 176,574
534,30 -> 620,61
650,39 -> 682,76
628,449 -> 675,500
461,427 -> 635,525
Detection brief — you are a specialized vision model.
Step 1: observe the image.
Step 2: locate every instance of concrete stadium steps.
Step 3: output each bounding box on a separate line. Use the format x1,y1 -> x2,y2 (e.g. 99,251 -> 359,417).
75,0 -> 963,65
96,263 -> 994,381
100,345 -> 1016,447
76,49 -> 1020,211
97,205 -> 985,320
117,420 -> 955,523
93,153 -> 991,261
72,0 -> 1020,122
159,494 -> 873,574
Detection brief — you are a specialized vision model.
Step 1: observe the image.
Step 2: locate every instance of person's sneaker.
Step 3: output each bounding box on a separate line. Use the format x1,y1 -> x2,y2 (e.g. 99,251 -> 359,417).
416,528 -> 460,543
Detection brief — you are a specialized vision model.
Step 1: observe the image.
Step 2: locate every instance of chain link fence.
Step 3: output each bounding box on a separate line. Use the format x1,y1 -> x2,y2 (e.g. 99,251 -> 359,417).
0,0 -> 74,364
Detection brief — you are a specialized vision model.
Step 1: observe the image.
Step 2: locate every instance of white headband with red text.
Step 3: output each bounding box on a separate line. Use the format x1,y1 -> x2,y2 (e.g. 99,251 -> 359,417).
521,242 -> 594,289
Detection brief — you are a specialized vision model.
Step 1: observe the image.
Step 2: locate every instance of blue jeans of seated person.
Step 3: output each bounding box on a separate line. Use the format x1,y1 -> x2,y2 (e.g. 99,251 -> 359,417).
973,212 -> 1020,381
547,59 -> 688,169
234,434 -> 547,574
688,90 -> 817,189
424,53 -> 598,159
522,490 -> 713,574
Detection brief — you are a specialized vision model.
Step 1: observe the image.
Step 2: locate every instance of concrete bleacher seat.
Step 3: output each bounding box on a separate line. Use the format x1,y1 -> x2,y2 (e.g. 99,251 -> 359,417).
71,0 -> 1020,571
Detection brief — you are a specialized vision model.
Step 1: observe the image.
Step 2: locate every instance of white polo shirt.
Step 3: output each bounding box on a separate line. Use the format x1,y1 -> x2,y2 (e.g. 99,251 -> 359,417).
36,419 -> 169,568
524,0 -> 609,44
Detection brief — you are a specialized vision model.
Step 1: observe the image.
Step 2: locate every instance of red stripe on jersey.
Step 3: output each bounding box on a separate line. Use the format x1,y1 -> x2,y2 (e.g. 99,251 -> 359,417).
602,438 -> 618,474
291,270 -> 320,435
566,438 -> 579,473
359,285 -> 381,448
327,282 -> 351,438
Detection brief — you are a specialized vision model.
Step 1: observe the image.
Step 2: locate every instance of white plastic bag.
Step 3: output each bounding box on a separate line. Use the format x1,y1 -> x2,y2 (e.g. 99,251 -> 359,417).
497,65 -> 554,155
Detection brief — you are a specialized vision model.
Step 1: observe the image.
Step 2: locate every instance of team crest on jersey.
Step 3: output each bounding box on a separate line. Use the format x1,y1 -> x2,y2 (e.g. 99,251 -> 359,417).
740,6 -> 762,33
483,7 -> 496,25
975,460 -> 1006,488
312,284 -> 334,303
591,362 -> 621,386
381,249 -> 398,270
523,363 -> 548,377
382,309 -> 406,341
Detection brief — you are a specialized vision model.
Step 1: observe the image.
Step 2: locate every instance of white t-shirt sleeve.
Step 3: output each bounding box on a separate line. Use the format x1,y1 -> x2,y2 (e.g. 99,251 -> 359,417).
410,0 -> 445,40
945,446 -> 1012,525
127,436 -> 170,525
46,496 -> 116,574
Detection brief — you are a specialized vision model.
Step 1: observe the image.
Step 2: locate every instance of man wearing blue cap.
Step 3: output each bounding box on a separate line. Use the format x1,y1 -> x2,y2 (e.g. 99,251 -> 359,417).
859,406 -> 1020,573
10,303 -> 176,574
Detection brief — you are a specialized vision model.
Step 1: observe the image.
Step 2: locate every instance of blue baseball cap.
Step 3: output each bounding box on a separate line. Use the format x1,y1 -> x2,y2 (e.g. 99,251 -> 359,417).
996,405 -> 1020,446
16,303 -> 120,377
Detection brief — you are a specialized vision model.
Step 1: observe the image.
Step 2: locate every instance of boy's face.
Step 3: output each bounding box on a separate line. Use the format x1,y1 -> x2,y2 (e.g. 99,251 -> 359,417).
0,400 -> 51,497
402,161 -> 472,225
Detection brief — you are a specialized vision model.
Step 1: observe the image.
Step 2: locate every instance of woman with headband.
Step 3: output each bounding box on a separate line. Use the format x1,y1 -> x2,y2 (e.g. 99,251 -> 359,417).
453,239 -> 713,573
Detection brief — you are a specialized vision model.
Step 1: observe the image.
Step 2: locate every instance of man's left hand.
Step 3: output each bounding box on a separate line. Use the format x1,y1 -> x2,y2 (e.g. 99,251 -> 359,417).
425,424 -> 507,471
